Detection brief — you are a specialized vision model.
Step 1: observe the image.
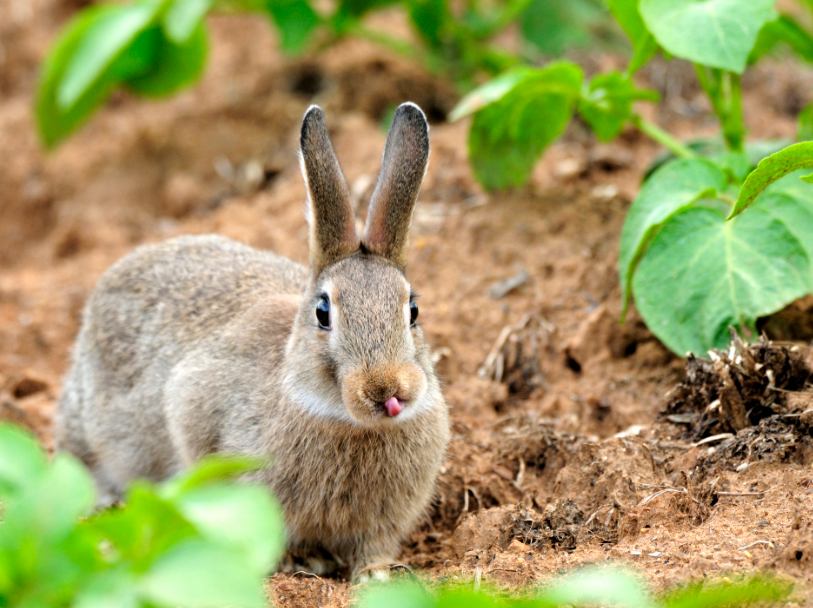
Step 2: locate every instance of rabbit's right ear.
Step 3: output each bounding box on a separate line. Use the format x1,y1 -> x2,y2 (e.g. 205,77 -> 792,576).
300,106 -> 359,274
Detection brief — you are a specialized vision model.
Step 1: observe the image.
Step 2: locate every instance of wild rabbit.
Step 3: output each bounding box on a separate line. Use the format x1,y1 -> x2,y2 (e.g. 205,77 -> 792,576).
55,102 -> 450,580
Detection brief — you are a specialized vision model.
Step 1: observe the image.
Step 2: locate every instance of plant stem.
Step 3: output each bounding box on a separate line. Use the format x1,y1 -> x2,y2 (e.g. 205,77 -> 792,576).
723,73 -> 744,152
631,114 -> 697,160
694,64 -> 745,152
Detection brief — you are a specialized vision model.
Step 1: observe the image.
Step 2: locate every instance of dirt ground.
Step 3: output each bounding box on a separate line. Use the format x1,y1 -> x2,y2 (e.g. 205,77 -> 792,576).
2,1 -> 813,606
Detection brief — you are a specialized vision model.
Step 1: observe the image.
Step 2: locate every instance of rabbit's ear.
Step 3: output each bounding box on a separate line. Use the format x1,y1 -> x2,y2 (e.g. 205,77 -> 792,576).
300,106 -> 359,273
362,103 -> 429,270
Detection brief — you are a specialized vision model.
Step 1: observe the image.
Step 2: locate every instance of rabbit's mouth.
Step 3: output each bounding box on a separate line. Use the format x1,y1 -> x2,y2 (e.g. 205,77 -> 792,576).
381,396 -> 405,417
341,365 -> 426,424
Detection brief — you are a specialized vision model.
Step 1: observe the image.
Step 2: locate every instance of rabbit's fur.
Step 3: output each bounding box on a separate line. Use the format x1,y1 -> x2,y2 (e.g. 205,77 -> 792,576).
56,103 -> 450,578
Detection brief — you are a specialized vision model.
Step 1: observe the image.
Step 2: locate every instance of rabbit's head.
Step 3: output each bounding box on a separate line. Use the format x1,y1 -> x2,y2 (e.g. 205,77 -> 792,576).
284,103 -> 439,426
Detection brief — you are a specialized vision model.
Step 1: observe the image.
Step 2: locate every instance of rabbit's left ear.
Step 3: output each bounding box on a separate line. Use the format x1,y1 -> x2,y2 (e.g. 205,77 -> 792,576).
362,103 -> 429,270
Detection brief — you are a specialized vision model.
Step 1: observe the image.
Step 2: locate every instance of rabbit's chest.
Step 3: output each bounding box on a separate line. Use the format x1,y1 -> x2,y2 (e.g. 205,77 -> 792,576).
268,414 -> 445,539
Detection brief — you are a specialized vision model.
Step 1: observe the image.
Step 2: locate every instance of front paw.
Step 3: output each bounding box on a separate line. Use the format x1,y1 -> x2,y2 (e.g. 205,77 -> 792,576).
353,563 -> 415,584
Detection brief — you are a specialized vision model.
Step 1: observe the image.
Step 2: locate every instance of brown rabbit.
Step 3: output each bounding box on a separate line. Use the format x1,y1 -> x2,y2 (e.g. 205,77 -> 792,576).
55,103 -> 450,580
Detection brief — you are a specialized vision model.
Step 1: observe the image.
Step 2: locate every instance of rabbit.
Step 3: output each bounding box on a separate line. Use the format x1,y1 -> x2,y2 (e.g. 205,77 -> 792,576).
55,102 -> 450,580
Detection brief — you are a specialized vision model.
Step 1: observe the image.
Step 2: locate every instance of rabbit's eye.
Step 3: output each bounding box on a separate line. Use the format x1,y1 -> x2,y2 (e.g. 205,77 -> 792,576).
409,299 -> 419,326
316,296 -> 330,330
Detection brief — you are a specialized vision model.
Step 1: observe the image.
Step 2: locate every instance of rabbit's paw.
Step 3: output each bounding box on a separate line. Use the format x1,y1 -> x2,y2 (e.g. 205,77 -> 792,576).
353,563 -> 415,584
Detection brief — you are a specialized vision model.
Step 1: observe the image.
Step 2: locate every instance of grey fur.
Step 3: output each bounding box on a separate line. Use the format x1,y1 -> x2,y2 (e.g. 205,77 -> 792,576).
55,103 -> 449,578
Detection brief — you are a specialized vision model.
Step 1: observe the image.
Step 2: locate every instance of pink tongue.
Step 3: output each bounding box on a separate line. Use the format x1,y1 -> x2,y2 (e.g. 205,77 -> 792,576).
384,396 -> 404,417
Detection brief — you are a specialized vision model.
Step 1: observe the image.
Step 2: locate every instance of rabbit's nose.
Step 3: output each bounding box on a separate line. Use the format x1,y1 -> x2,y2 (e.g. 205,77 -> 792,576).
364,382 -> 399,404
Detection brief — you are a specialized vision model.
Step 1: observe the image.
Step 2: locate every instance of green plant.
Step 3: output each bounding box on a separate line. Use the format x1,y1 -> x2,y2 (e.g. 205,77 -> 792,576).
357,566 -> 792,608
36,0 -> 622,147
0,423 -> 284,608
455,0 -> 813,357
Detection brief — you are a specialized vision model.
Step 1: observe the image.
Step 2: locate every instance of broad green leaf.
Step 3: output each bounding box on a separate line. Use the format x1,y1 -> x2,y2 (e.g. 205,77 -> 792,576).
264,0 -> 320,53
437,588 -> 506,608
138,539 -> 267,608
757,193 -> 813,269
765,168 -> 813,200
606,0 -> 660,73
534,566 -> 655,608
164,0 -> 215,44
1,452 -> 95,548
125,23 -> 209,96
35,2 -> 161,147
578,71 -> 658,141
160,453 -> 267,498
173,484 -> 285,572
0,424 -> 47,496
75,568 -> 140,608
632,203 -> 811,356
799,103 -> 813,142
449,67 -> 536,121
619,159 -> 728,315
729,141 -> 813,218
639,0 -> 777,73
712,150 -> 750,182
357,580 -> 435,608
57,1 -> 162,110
467,62 -> 583,190
92,482 -> 197,568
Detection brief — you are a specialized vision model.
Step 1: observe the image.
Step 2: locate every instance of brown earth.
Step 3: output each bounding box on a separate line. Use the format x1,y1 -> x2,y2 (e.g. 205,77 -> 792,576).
2,1 -> 813,606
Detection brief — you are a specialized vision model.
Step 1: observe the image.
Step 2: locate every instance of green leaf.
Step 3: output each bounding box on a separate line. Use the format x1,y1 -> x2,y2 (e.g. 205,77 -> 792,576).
35,2 -> 162,147
751,15 -> 813,64
160,453 -> 268,498
632,202 -> 811,356
662,574 -> 792,608
357,580 -> 435,608
606,0 -> 660,73
1,452 -> 95,551
639,0 -> 777,73
75,568 -> 140,608
619,159 -> 728,315
125,23 -> 209,96
578,71 -> 658,141
466,62 -> 583,190
264,0 -> 320,53
92,482 -> 197,568
534,566 -> 655,608
173,484 -> 285,572
449,67 -> 535,121
57,1 -> 162,110
0,424 -> 47,496
729,141 -> 813,218
164,0 -> 215,44
138,539 -> 267,608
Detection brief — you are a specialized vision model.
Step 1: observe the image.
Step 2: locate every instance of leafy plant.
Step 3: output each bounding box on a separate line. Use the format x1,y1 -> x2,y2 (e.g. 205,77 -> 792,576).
0,423 -> 284,608
455,0 -> 813,357
358,566 -> 791,608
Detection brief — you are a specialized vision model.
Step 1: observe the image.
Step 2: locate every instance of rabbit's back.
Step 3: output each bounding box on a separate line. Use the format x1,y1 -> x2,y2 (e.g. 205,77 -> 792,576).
56,235 -> 307,500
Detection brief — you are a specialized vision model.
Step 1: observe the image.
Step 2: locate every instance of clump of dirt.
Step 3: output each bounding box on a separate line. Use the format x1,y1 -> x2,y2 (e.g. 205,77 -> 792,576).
664,333 -> 812,438
512,500 -> 584,551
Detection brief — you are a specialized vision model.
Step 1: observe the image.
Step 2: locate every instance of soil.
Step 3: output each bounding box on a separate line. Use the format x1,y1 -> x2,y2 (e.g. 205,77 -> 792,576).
2,2 -> 813,606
